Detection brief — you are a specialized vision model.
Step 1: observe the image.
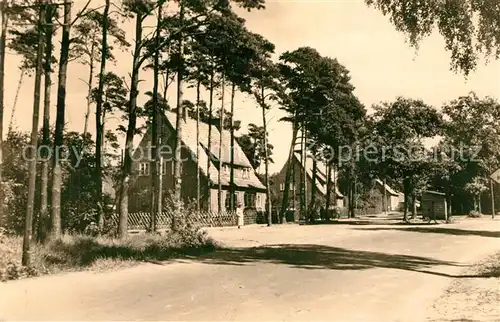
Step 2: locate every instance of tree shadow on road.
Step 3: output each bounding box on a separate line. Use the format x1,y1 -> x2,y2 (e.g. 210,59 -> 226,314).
352,227 -> 500,238
182,244 -> 496,278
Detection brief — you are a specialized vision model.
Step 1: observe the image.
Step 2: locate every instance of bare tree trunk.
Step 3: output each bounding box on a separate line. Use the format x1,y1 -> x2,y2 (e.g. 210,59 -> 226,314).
173,1 -> 185,217
261,91 -> 271,226
8,71 -> 24,132
478,193 -> 482,213
229,82 -> 235,214
50,0 -> 71,239
95,0 -> 110,233
491,179 -> 495,219
206,69 -> 214,212
217,74 -> 225,215
118,12 -> 143,238
403,178 -> 409,222
23,4 -> 45,266
302,128 -> 308,216
411,193 -> 417,218
149,2 -> 161,232
325,163 -> 332,218
83,40 -> 95,138
196,79 -> 201,212
299,125 -> 305,220
279,121 -> 298,223
382,177 -> 387,213
0,0 -> 7,184
310,155 -> 317,208
39,4 -> 54,241
333,166 -> 337,207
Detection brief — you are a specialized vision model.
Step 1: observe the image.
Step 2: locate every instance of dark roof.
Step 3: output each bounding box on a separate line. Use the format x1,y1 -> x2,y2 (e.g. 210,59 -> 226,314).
163,111 -> 265,190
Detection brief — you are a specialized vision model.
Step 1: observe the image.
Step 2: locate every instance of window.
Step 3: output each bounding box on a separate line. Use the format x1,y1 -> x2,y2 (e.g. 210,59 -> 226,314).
244,192 -> 256,208
225,192 -> 237,211
156,161 -> 167,175
138,162 -> 149,176
222,165 -> 229,174
280,183 -> 293,191
242,168 -> 250,179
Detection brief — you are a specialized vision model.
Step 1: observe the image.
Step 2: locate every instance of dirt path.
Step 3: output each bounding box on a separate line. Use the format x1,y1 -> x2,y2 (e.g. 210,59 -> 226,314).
1,218 -> 499,321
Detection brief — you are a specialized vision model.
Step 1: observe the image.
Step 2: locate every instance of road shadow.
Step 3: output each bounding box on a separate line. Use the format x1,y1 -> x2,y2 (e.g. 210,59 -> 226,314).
306,219 -> 439,226
352,227 -> 500,238
180,244 -> 495,278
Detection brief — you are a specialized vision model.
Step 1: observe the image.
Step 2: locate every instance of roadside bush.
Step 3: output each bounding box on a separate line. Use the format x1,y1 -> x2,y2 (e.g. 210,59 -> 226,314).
467,210 -> 482,218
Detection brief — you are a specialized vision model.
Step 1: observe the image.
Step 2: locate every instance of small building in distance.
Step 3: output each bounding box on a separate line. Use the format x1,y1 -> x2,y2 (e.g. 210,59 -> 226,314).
421,190 -> 448,220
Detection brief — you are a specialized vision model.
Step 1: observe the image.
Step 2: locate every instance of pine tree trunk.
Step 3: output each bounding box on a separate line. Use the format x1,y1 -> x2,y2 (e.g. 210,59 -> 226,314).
39,4 -> 53,241
173,1 -> 185,217
95,0 -> 110,233
310,156 -> 317,209
196,79 -> 201,212
279,121 -> 298,223
333,166 -> 337,207
478,193 -> 482,213
261,92 -> 272,226
0,0 -> 7,184
490,179 -> 495,219
411,193 -> 417,218
325,163 -> 332,218
50,0 -> 71,239
382,177 -> 387,213
302,128 -> 308,216
22,4 -> 45,266
149,2 -> 161,233
299,125 -> 305,220
118,12 -> 143,238
217,74 -> 225,215
229,83 -> 235,214
403,178 -> 409,222
206,69 -> 214,212
83,40 -> 95,138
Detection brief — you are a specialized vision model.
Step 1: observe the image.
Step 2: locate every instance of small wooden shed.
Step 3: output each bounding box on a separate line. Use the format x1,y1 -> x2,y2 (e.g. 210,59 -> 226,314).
421,190 -> 447,220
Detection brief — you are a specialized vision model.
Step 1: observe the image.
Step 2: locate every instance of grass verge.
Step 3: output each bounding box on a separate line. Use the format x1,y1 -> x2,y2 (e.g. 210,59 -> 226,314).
0,229 -> 218,282
427,251 -> 500,321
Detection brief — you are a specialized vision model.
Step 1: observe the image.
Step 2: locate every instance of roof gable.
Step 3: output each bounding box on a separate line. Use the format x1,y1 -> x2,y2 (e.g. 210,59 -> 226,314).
374,179 -> 399,196
293,153 -> 343,198
162,111 -> 265,190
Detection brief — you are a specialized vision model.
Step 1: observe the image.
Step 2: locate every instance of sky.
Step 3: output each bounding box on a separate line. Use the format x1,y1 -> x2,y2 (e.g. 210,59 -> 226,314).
3,0 -> 500,174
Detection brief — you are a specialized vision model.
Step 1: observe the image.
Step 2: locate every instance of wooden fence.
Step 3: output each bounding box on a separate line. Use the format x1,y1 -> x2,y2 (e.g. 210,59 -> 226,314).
109,210 -> 238,232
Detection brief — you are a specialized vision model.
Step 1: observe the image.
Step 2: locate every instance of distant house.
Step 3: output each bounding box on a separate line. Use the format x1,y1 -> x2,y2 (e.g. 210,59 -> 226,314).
374,179 -> 400,211
130,111 -> 267,215
271,152 -> 345,219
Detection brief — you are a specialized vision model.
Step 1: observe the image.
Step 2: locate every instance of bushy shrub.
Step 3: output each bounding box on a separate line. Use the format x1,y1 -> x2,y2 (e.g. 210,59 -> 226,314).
467,210 -> 482,218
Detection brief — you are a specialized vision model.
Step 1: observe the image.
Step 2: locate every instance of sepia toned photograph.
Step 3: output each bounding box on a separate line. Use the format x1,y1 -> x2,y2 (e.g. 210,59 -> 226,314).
1,0 -> 499,321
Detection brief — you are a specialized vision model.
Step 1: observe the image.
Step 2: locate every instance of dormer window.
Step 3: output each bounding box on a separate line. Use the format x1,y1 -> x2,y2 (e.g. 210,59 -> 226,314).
138,162 -> 149,176
242,168 -> 250,179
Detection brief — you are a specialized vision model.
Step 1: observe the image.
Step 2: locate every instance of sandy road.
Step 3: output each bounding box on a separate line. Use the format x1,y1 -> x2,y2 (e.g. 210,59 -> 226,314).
1,218 -> 499,321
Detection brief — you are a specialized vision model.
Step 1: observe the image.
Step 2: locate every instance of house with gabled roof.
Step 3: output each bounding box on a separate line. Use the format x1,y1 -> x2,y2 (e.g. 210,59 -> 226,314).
374,179 -> 400,212
129,111 -> 267,216
271,152 -> 345,220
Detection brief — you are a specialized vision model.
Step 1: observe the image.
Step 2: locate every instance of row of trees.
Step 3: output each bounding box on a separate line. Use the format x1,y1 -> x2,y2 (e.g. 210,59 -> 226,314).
0,0 -> 499,267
